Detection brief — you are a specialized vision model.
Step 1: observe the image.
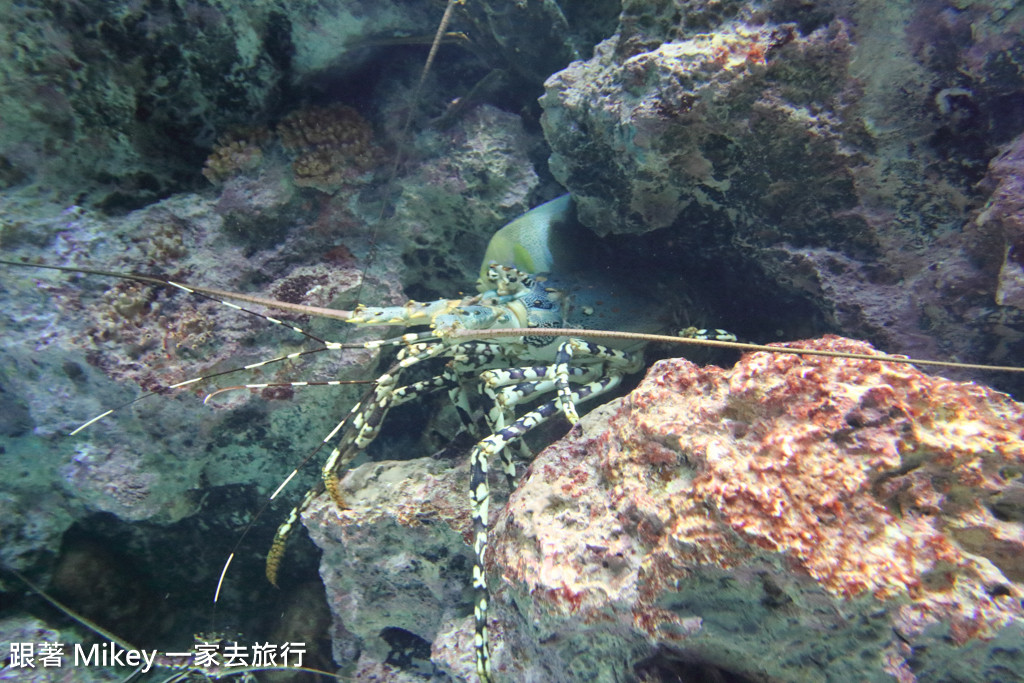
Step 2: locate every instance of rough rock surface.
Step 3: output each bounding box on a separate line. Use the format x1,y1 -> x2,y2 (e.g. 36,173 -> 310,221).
390,105 -> 545,299
484,336 -> 1024,682
541,3 -> 865,239
0,0 -> 588,210
303,457 -> 481,679
0,189 -> 391,527
978,135 -> 1024,310
299,336 -> 1024,682
0,614 -> 120,682
539,0 -> 1024,386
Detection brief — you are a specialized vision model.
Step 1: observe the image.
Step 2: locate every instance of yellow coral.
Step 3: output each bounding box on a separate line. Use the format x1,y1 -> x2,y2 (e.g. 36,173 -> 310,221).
202,127 -> 270,184
277,104 -> 377,193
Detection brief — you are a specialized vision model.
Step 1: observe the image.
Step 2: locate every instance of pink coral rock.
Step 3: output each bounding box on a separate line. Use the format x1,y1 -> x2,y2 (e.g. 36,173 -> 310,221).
489,335 -> 1024,682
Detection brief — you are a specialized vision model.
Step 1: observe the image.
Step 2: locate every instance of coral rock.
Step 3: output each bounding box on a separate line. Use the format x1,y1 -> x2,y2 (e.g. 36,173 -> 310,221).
303,457 -> 477,672
489,336 -> 1024,682
978,134 -> 1024,311
202,128 -> 271,184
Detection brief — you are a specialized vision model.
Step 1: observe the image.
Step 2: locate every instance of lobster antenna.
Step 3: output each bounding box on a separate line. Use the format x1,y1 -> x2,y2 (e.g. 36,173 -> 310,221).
417,0 -> 459,93
451,326 -> 1024,374
0,258 -> 354,321
9,568 -> 139,653
69,348 -> 328,435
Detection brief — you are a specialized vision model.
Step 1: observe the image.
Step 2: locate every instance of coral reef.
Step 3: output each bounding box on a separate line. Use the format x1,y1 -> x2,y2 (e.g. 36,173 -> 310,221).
0,76 -> 543,676
3,1 -> 1024,681
0,0 -> 441,207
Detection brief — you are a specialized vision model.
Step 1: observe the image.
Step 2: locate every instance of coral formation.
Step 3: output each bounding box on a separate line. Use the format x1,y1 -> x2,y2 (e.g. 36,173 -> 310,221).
201,128 -> 271,184
277,103 -> 379,194
203,103 -> 379,196
483,336 -> 1024,681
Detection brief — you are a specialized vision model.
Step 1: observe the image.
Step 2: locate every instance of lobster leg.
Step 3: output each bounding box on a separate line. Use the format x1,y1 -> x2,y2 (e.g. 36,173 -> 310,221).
265,339 -> 523,586
267,340 -> 455,584
481,364 -> 594,485
469,369 -> 628,681
446,341 -> 518,436
553,338 -> 643,424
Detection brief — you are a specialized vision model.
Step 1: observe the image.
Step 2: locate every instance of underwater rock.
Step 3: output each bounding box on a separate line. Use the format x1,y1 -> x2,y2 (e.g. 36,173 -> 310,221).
0,491 -> 75,573
212,166 -> 303,251
49,537 -> 172,646
263,580 -> 336,681
300,336 -> 1024,681
541,6 -> 862,239
0,188 -> 403,566
392,104 -> 545,298
302,456 -> 479,676
485,335 -> 1024,683
0,614 -> 116,683
539,1 -> 1024,389
0,0 -> 439,206
454,0 -> 583,85
975,134 -> 1024,311
541,1 -> 1024,242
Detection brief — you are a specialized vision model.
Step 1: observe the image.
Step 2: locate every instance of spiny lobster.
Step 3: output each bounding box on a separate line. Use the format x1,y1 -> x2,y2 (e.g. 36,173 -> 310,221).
2,195 -> 1022,682
0,194 -> 727,681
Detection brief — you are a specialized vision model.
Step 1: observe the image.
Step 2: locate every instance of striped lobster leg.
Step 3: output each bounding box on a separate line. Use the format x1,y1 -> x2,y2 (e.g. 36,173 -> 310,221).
266,339 -> 455,584
468,339 -> 640,681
